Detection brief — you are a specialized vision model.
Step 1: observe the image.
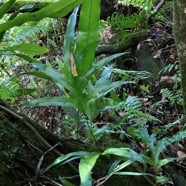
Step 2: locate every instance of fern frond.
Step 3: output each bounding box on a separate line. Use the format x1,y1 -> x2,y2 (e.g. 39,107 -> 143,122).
8,18 -> 53,45
160,88 -> 181,105
159,63 -> 178,75
124,97 -> 160,123
125,96 -> 142,110
107,12 -> 143,31
10,25 -> 47,45
108,0 -> 154,31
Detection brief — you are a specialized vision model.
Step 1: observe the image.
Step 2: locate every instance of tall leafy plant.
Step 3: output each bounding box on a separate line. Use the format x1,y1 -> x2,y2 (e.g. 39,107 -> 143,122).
23,0 -> 129,122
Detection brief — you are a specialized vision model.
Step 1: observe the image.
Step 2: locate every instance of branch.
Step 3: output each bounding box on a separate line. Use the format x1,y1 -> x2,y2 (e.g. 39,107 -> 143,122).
95,30 -> 148,56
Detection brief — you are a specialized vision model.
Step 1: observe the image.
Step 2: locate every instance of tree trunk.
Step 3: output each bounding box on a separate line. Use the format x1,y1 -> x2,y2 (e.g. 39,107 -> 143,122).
173,0 -> 186,119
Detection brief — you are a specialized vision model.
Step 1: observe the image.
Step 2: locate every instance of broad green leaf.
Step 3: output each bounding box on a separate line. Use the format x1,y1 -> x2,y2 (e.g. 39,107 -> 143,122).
0,0 -> 83,32
7,43 -> 49,55
49,0 -> 83,18
95,67 -> 112,87
156,176 -> 169,183
33,63 -> 74,92
154,140 -> 166,165
79,153 -> 100,186
163,130 -> 186,148
75,0 -> 101,75
84,53 -> 126,79
140,154 -> 154,166
0,0 -> 16,19
43,151 -> 96,173
102,148 -> 144,163
76,76 -> 90,90
87,81 -> 133,101
84,99 -> 102,121
23,96 -> 74,108
63,7 -> 79,74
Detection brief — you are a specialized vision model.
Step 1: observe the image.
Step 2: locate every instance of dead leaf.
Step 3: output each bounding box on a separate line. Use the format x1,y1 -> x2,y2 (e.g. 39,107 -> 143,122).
177,151 -> 186,158
160,76 -> 174,83
70,52 -> 78,77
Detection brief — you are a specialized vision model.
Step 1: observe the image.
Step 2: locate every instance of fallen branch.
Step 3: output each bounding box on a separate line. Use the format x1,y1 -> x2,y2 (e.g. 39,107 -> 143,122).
95,30 -> 148,56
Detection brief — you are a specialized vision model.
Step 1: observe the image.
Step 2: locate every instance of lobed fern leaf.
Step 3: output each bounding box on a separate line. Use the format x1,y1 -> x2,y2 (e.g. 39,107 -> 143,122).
108,0 -> 154,31
160,88 -> 181,105
107,12 -> 143,31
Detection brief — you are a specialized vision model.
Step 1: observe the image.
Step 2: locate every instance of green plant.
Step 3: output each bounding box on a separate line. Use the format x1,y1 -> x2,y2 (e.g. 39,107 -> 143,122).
160,88 -> 182,106
159,62 -> 182,106
42,148 -> 151,186
107,12 -> 144,31
41,119 -> 186,186
107,0 -> 154,32
23,3 -> 130,123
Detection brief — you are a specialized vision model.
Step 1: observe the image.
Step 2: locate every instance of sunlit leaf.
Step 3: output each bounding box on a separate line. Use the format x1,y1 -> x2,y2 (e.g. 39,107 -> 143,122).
102,148 -> 144,163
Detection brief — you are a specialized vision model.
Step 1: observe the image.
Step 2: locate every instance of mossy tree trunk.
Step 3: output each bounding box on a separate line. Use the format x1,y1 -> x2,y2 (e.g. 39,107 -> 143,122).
173,0 -> 186,119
